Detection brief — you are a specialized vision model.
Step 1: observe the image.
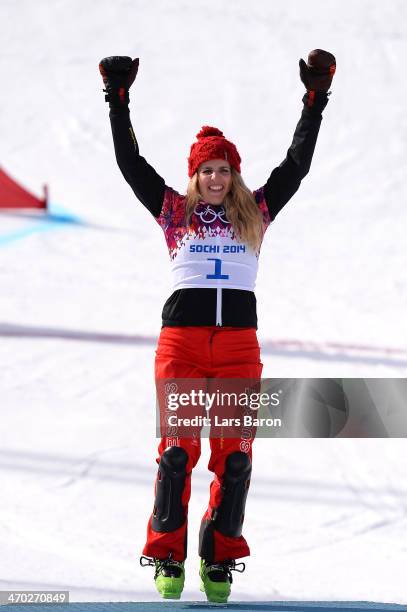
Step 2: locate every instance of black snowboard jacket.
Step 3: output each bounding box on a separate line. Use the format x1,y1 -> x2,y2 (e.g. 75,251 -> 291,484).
108,92 -> 329,329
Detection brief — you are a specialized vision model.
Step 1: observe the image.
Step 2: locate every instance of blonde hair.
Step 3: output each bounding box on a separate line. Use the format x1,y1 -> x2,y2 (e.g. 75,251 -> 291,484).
185,169 -> 263,251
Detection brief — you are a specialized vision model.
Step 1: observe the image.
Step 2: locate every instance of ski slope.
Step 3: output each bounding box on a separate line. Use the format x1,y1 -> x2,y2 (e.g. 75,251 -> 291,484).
1,0 -> 407,605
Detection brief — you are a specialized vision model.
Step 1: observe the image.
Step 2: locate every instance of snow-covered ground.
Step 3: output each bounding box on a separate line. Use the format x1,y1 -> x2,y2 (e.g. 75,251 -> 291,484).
1,0 -> 406,605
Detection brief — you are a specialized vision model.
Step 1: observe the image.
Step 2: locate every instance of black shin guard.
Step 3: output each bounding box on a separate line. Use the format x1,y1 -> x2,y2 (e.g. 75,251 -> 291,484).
151,446 -> 188,533
199,451 -> 252,560
214,451 -> 252,537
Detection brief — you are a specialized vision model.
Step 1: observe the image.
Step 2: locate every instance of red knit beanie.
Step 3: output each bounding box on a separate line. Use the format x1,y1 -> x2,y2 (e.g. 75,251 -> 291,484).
188,126 -> 241,178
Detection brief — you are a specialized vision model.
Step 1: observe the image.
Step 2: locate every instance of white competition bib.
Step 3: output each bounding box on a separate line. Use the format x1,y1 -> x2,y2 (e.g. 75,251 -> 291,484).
157,195 -> 268,294
171,232 -> 258,291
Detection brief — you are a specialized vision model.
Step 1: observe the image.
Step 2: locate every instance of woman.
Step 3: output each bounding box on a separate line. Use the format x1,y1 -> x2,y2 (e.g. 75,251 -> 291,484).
99,50 -> 335,603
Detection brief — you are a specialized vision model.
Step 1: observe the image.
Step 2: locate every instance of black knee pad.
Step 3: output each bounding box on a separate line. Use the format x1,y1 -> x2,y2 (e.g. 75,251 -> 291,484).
213,451 -> 252,538
151,446 -> 188,533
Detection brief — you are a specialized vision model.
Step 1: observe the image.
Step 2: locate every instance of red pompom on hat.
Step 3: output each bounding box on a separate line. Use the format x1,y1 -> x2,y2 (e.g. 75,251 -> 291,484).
188,126 -> 241,177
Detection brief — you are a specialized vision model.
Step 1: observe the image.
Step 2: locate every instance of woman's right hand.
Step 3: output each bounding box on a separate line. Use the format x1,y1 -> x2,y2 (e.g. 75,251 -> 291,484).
99,56 -> 139,105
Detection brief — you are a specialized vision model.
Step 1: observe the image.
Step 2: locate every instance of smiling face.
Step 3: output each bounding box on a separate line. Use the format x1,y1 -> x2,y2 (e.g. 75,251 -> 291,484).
197,159 -> 232,205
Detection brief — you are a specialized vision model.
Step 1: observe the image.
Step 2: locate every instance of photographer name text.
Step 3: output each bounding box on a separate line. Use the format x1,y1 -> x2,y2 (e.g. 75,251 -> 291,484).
166,414 -> 282,427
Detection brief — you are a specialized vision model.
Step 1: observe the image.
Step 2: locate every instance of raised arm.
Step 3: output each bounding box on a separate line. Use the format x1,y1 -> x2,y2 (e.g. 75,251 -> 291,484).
264,49 -> 336,219
99,56 -> 165,218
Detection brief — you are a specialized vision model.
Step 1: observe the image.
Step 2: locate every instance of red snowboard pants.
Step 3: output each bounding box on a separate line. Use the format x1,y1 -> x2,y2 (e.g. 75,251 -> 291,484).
142,326 -> 263,562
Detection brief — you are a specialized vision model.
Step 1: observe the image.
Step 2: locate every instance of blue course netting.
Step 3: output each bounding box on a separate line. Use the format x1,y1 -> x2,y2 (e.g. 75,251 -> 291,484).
0,204 -> 83,247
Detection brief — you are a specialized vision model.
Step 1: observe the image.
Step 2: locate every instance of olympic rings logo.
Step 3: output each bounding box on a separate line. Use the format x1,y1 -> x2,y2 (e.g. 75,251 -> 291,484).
194,205 -> 231,225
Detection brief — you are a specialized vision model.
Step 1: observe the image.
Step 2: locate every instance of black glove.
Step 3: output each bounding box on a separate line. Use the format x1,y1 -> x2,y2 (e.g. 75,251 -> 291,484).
299,49 -> 336,93
99,56 -> 139,106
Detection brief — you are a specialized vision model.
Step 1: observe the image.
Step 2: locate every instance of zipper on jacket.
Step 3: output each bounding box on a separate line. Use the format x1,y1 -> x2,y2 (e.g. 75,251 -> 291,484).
216,287 -> 222,326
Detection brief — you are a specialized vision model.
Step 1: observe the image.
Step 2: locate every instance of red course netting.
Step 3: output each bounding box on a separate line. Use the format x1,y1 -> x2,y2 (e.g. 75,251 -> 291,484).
0,166 -> 47,210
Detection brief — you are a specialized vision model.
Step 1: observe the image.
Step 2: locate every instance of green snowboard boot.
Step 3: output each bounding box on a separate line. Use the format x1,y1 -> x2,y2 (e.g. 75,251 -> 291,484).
199,558 -> 245,603
140,555 -> 185,600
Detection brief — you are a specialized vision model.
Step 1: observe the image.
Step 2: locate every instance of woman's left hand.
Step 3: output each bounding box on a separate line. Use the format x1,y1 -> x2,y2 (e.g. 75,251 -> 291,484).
299,49 -> 336,92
